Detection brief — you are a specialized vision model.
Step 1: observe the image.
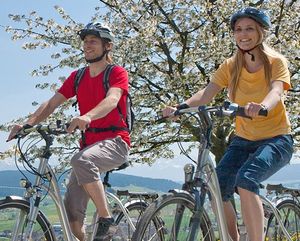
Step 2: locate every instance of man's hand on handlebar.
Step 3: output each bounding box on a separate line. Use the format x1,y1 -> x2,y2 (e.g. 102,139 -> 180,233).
7,124 -> 23,142
67,115 -> 91,133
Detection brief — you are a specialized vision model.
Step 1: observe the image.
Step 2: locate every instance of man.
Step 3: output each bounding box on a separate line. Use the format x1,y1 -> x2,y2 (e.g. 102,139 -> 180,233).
8,22 -> 130,241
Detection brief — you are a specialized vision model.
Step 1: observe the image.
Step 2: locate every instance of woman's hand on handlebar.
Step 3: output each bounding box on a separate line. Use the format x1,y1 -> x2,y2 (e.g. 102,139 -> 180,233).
161,103 -> 191,120
6,124 -> 23,142
244,102 -> 267,118
162,106 -> 178,120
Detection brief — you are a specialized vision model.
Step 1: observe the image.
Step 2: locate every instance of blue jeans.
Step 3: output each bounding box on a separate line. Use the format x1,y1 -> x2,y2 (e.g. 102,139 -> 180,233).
216,135 -> 294,201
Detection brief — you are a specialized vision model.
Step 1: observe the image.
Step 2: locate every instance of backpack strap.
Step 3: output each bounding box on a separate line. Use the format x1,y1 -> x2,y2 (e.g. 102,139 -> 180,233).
74,67 -> 86,94
103,65 -> 126,123
85,64 -> 130,134
87,126 -> 129,133
103,64 -> 115,92
72,67 -> 87,110
103,64 -> 128,131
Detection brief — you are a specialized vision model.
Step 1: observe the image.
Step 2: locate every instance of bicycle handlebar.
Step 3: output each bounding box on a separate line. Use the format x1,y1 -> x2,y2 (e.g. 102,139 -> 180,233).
15,120 -> 69,139
160,102 -> 267,120
227,103 -> 268,118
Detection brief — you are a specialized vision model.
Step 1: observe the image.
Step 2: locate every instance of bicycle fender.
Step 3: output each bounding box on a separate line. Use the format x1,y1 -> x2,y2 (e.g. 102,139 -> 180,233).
123,199 -> 148,209
0,195 -> 28,204
272,196 -> 295,206
0,195 -> 51,221
169,189 -> 193,196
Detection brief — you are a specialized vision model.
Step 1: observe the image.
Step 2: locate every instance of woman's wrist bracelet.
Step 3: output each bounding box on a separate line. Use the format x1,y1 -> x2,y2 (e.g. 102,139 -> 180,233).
176,103 -> 190,110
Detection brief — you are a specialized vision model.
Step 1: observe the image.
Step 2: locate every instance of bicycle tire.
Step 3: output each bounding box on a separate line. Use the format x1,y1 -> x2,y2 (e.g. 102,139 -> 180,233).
266,199 -> 300,241
114,201 -> 149,240
131,192 -> 215,241
0,197 -> 55,241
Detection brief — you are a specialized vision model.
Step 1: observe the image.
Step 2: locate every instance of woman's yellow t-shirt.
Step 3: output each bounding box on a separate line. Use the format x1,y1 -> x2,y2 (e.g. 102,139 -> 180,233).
211,56 -> 291,141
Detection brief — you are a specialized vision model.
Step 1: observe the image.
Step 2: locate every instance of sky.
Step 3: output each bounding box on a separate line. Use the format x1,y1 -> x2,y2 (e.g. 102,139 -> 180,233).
0,1 -> 299,183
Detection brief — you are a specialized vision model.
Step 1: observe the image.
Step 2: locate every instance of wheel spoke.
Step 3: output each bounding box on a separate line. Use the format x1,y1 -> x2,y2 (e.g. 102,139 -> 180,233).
0,199 -> 54,241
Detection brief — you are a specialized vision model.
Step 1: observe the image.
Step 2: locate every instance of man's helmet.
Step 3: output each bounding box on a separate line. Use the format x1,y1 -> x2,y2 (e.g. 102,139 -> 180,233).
230,7 -> 271,30
78,22 -> 114,42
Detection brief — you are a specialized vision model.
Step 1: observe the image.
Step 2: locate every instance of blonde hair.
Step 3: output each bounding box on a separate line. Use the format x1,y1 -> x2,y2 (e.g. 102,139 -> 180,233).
101,38 -> 113,64
229,22 -> 285,101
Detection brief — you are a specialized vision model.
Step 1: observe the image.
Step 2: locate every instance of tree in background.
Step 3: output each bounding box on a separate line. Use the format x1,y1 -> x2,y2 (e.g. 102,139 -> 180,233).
0,0 -> 299,167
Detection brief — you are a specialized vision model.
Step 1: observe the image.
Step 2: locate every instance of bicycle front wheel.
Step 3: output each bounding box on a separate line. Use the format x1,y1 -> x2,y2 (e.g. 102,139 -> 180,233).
0,197 -> 55,241
266,199 -> 300,241
132,192 -> 215,241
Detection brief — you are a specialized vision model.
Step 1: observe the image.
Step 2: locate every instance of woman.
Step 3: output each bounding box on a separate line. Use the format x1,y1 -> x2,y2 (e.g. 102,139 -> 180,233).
163,7 -> 294,241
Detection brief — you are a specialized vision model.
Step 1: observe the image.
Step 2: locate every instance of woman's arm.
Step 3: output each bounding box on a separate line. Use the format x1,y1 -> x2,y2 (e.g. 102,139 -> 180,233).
162,82 -> 222,117
260,80 -> 284,111
245,80 -> 284,117
185,82 -> 223,107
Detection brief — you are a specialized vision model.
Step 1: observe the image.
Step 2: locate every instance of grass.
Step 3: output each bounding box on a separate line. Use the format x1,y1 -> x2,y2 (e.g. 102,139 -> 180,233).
0,185 -> 161,226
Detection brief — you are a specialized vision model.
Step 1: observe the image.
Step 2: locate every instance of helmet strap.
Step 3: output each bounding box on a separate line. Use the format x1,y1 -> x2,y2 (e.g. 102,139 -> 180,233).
85,50 -> 108,63
237,44 -> 260,62
247,51 -> 255,62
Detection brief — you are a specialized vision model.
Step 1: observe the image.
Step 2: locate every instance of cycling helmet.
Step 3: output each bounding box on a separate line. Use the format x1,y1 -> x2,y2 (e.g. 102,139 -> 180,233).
78,22 -> 114,42
230,7 -> 271,30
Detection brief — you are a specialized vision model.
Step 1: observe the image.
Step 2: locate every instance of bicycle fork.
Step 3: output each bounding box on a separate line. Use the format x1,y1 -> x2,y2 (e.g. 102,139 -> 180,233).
11,208 -> 27,241
13,156 -> 49,240
168,187 -> 208,241
187,186 -> 208,241
10,184 -> 44,240
27,188 -> 44,239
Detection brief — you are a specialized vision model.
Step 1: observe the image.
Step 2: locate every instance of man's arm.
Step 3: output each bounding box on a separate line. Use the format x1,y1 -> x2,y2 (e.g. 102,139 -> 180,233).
67,87 -> 123,132
25,92 -> 67,126
7,92 -> 67,141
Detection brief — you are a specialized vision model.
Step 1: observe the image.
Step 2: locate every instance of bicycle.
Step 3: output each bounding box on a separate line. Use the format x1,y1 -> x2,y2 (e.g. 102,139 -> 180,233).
0,121 -> 160,241
132,102 -> 294,241
265,183 -> 300,241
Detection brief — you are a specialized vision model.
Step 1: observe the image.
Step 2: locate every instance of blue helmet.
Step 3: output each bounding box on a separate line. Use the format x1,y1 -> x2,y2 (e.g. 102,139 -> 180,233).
230,7 -> 271,30
78,22 -> 114,42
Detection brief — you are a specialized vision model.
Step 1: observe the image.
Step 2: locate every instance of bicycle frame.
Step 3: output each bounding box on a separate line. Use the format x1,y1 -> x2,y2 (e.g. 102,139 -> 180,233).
11,155 -> 77,241
171,106 -> 231,241
174,146 -> 230,241
165,104 -> 293,241
6,123 -> 147,241
260,195 -> 293,240
198,148 -> 231,241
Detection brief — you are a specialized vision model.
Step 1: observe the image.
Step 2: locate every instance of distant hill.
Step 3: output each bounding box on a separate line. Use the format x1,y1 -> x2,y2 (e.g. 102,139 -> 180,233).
1,163 -> 299,198
0,170 -> 181,197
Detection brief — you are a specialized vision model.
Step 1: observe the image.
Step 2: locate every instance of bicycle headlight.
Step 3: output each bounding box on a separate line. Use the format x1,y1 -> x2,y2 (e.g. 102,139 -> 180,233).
184,164 -> 195,182
20,179 -> 31,188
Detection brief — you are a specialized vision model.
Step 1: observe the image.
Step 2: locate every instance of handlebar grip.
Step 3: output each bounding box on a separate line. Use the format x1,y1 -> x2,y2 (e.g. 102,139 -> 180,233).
155,116 -> 172,123
258,108 -> 268,116
236,106 -> 268,117
174,103 -> 190,116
